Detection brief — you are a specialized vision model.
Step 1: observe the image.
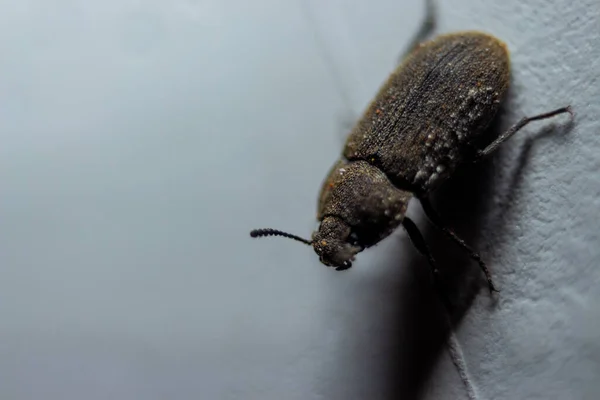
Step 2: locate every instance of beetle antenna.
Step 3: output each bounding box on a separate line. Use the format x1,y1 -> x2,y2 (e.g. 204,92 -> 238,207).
250,228 -> 313,245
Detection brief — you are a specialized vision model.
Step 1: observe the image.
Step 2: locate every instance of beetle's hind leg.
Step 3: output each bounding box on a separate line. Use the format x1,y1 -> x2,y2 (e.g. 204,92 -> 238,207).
418,197 -> 499,294
474,106 -> 574,161
397,0 -> 437,64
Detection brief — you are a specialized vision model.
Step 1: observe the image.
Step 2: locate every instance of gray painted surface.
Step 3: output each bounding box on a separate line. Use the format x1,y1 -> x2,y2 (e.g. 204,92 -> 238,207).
1,0 -> 598,399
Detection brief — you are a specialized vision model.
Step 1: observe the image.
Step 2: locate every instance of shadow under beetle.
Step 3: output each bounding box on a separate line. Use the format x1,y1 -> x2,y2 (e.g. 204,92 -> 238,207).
250,17 -> 573,293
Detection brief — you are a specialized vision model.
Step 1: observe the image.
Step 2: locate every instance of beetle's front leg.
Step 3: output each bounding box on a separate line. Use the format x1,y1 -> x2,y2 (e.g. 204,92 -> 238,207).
402,216 -> 453,309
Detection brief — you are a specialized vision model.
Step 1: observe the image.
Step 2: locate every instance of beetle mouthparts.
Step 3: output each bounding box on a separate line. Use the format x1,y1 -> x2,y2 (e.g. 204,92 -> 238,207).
335,260 -> 353,271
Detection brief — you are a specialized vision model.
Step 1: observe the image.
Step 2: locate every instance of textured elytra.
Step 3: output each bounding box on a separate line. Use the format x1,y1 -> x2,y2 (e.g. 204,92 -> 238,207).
313,31 -> 510,267
343,31 -> 510,193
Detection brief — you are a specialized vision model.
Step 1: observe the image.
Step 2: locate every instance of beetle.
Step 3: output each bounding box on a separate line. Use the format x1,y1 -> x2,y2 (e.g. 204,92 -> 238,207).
249,20 -> 573,293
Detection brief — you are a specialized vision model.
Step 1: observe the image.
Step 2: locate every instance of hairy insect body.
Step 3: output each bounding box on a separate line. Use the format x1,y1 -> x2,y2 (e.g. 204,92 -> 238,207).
343,32 -> 509,194
251,30 -> 572,290
315,32 -> 509,267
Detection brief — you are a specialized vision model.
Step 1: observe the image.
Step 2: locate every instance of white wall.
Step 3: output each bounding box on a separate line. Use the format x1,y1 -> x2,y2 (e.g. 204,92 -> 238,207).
1,0 -> 598,399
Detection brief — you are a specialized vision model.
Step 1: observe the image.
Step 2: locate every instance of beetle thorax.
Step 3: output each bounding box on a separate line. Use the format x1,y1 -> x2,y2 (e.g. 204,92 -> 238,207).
314,159 -> 413,268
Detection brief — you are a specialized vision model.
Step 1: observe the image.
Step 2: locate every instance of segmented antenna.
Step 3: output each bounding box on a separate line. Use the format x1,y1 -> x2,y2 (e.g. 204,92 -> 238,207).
250,228 -> 312,245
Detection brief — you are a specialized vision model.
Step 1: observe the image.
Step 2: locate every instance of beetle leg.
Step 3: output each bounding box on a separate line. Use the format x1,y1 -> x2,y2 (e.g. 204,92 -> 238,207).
402,216 -> 454,308
397,0 -> 437,64
401,217 -> 441,281
419,197 -> 499,294
402,217 -> 438,274
475,106 -> 573,161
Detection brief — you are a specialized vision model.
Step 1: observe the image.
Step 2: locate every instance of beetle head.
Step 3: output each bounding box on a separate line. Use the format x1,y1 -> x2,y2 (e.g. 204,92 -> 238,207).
310,216 -> 362,270
248,220 -> 361,270
250,159 -> 412,270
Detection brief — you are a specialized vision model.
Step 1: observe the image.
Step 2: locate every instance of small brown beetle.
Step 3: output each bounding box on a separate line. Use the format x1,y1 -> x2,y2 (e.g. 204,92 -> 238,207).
250,21 -> 573,292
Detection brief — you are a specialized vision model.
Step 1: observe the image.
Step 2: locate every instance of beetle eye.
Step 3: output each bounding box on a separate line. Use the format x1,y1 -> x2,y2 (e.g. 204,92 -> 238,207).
349,232 -> 360,245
